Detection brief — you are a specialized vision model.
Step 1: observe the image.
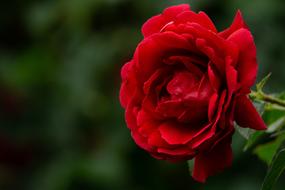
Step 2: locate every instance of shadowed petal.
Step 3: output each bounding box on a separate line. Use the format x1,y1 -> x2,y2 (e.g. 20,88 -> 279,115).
228,28 -> 257,91
234,95 -> 267,130
159,121 -> 198,145
192,139 -> 232,182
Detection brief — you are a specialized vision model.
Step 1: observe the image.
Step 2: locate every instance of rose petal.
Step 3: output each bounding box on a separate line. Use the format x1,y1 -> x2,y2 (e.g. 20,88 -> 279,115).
227,28 -> 257,91
174,23 -> 238,75
156,98 -> 208,123
178,105 -> 208,125
124,89 -> 142,130
234,95 -> 267,130
162,4 -> 191,19
136,32 -> 194,82
167,71 -> 199,99
224,59 -> 238,110
148,130 -> 169,148
175,11 -> 217,33
192,139 -> 232,182
125,104 -> 139,130
138,122 -> 157,137
157,147 -> 195,157
121,61 -> 132,80
211,124 -> 234,149
151,150 -> 194,162
119,82 -> 130,108
143,68 -> 169,95
120,61 -> 136,108
219,10 -> 248,39
190,122 -> 214,149
164,56 -> 205,77
208,93 -> 218,121
137,109 -> 152,126
142,4 -> 190,37
195,38 -> 224,73
159,121 -> 198,145
179,22 -> 229,57
225,57 -> 238,92
131,130 -> 153,151
155,99 -> 185,118
197,74 -> 214,100
191,90 -> 227,148
208,63 -> 221,92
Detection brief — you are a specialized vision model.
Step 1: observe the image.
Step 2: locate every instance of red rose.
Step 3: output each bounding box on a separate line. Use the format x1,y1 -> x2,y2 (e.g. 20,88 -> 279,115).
119,4 -> 266,182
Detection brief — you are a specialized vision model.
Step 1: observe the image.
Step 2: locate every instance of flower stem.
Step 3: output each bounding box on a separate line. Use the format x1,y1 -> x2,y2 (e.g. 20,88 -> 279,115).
260,94 -> 285,107
250,91 -> 285,108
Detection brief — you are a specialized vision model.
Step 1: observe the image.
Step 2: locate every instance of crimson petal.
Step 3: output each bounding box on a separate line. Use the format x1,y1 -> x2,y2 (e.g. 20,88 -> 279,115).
159,121 -> 198,145
142,4 -> 190,37
137,32 -> 194,81
219,10 -> 248,39
234,95 -> 267,130
228,28 -> 257,91
175,11 -> 217,33
192,139 -> 232,182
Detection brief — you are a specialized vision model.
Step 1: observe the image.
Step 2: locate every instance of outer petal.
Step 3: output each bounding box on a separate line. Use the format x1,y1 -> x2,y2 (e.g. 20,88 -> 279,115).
227,28 -> 257,90
192,139 -> 232,182
147,130 -> 169,148
119,82 -> 130,108
119,61 -> 136,108
234,95 -> 267,130
142,4 -> 190,37
219,10 -> 248,39
159,121 -> 198,145
157,147 -> 194,157
131,130 -> 153,151
175,11 -> 217,33
161,4 -> 190,20
136,32 -> 194,82
175,23 -> 237,75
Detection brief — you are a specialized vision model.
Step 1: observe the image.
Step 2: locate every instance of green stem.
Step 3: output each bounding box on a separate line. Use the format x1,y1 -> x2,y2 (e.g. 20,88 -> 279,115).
251,91 -> 285,108
261,94 -> 285,107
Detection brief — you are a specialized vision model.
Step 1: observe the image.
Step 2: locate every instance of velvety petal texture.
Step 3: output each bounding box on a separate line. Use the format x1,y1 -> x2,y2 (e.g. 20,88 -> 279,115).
119,4 -> 266,183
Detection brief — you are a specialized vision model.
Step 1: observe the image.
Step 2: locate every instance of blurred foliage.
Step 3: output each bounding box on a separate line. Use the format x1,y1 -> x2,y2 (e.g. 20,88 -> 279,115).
261,148 -> 285,190
0,0 -> 285,190
243,87 -> 285,189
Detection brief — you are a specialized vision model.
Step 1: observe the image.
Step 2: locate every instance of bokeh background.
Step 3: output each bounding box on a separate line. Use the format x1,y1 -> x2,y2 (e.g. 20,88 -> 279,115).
0,0 -> 285,189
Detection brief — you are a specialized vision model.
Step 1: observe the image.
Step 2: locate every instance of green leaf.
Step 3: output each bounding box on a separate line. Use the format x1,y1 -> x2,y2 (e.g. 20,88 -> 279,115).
254,101 -> 266,115
187,159 -> 195,173
243,94 -> 285,152
278,92 -> 285,100
266,116 -> 285,133
235,125 -> 256,140
263,105 -> 285,124
254,141 -> 281,165
256,73 -> 271,92
261,149 -> 285,190
254,133 -> 285,165
243,131 -> 265,151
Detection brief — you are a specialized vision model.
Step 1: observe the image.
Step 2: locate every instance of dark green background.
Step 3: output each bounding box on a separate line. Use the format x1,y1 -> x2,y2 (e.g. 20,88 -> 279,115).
0,0 -> 285,189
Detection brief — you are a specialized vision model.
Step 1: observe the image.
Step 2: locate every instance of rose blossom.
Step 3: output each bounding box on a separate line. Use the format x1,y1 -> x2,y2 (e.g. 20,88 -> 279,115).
119,4 -> 266,182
